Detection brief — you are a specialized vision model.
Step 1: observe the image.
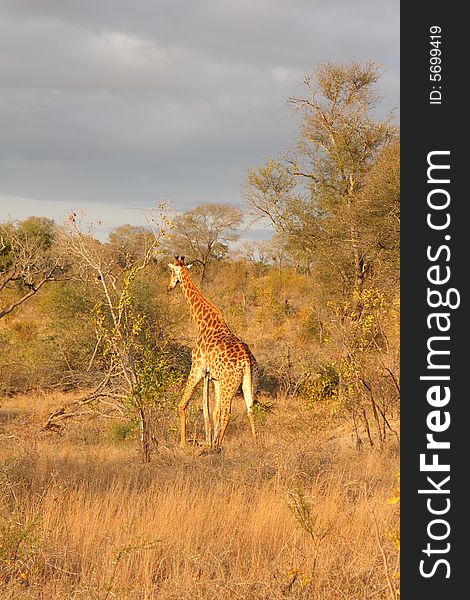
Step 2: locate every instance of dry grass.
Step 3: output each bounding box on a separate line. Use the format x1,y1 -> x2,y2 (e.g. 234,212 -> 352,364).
0,391 -> 399,599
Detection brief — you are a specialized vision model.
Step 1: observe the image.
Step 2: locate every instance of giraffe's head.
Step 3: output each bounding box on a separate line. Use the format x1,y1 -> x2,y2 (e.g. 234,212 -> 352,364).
167,255 -> 191,290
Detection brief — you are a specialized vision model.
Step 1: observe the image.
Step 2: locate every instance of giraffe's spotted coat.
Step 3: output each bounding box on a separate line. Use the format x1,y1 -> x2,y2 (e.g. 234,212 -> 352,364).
168,256 -> 257,448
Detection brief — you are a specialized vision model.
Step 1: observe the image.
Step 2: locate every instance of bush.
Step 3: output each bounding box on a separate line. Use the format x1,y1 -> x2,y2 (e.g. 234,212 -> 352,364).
106,421 -> 138,443
300,363 -> 339,405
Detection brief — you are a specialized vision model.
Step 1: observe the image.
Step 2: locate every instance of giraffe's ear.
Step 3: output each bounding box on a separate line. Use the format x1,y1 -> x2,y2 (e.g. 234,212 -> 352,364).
168,263 -> 176,271
186,262 -> 193,269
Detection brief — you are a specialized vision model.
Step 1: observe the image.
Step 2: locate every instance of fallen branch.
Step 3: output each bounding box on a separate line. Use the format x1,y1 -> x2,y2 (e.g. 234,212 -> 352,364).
43,367 -> 122,430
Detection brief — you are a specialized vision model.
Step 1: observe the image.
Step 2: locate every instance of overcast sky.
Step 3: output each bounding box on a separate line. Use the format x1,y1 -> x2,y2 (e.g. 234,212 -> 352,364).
0,0 -> 399,238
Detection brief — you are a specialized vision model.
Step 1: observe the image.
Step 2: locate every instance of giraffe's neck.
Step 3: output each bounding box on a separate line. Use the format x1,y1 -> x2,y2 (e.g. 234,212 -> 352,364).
179,268 -> 227,333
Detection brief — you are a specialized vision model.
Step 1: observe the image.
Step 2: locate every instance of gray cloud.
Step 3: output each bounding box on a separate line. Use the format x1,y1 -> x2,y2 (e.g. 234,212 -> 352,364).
0,0 -> 399,232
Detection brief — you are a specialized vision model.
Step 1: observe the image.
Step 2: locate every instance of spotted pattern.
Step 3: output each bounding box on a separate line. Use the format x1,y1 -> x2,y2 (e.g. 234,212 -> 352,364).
168,256 -> 257,448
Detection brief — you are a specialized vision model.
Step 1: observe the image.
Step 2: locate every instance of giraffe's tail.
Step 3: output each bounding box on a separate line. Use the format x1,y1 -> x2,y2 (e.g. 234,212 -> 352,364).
243,348 -> 258,396
242,350 -> 258,444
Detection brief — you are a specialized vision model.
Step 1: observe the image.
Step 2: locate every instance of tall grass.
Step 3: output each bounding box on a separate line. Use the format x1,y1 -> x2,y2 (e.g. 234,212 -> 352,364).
1,392 -> 399,599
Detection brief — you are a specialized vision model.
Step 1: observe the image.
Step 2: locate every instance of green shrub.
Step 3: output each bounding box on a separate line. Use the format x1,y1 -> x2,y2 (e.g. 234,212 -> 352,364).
251,398 -> 274,424
301,363 -> 339,404
107,421 -> 138,443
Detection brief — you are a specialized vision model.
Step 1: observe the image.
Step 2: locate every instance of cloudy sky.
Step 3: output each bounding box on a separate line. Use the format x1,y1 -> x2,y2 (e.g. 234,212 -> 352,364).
0,0 -> 399,238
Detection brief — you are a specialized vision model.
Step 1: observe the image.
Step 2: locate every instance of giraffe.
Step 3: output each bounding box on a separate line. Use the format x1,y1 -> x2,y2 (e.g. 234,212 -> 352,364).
167,255 -> 258,449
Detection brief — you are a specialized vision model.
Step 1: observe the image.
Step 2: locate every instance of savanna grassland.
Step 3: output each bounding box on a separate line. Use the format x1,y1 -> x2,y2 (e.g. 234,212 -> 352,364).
1,63 -> 400,598
1,389 -> 399,600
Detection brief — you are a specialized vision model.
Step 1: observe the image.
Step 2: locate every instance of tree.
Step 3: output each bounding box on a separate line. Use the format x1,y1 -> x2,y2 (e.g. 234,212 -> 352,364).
354,139 -> 400,295
287,61 -> 395,294
0,217 -> 63,319
45,208 -> 180,463
244,160 -> 297,234
108,224 -> 154,268
246,62 -> 396,298
244,161 -> 322,272
165,203 -> 243,282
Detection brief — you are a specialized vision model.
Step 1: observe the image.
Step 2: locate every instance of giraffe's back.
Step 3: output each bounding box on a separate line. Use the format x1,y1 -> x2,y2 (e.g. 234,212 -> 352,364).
202,328 -> 256,381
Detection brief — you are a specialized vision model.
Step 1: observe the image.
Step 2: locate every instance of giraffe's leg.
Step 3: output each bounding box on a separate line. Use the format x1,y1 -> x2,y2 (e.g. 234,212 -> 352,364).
202,368 -> 213,447
212,380 -> 221,449
216,400 -> 232,448
242,369 -> 257,445
213,378 -> 240,449
179,362 -> 205,448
